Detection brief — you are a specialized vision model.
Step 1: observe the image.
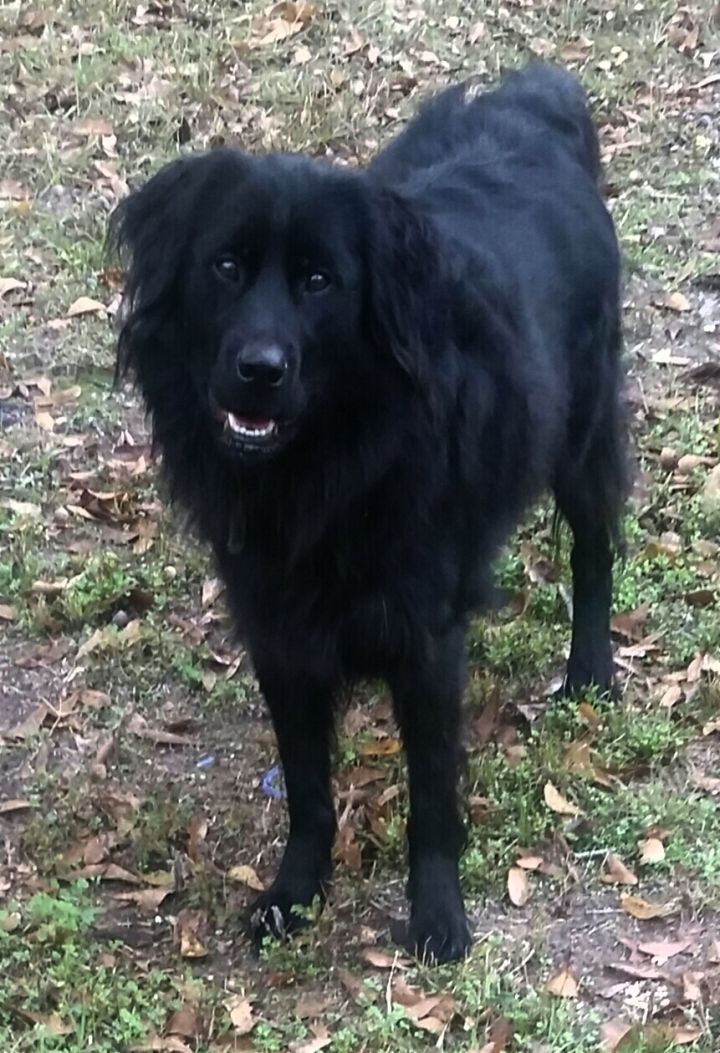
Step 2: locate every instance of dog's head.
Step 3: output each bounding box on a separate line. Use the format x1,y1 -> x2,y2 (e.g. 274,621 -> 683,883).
110,150 -> 444,462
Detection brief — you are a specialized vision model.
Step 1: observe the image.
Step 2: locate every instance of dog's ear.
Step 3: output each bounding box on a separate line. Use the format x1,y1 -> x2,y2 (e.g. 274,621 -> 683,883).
107,156 -> 202,379
367,189 -> 446,401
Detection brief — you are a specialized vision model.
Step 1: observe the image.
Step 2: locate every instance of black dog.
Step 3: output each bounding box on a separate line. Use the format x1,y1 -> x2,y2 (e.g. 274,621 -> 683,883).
110,64 -> 626,963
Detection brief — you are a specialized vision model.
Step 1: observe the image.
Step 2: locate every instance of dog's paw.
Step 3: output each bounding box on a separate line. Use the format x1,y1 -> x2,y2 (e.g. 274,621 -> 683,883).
248,883 -> 325,948
406,905 -> 472,965
563,647 -> 615,699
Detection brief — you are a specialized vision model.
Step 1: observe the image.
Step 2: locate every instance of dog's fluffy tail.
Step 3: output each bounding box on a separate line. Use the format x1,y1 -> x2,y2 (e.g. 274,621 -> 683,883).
498,63 -> 601,182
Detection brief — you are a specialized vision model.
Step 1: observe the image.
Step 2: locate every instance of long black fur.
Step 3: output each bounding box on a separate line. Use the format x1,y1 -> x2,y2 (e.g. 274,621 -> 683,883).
110,64 -> 627,963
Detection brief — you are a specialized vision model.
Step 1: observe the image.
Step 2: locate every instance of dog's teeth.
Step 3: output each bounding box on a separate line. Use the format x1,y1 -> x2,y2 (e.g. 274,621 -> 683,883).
226,413 -> 275,438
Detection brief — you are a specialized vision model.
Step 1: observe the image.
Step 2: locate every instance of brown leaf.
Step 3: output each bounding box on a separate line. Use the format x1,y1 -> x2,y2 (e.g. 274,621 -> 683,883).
473,689 -> 502,744
71,118 -> 114,137
682,970 -> 703,1002
6,704 -> 48,740
177,909 -> 209,958
201,576 -> 225,608
578,701 -> 602,731
289,1023 -> 331,1053
477,1016 -> 513,1053
0,798 -> 34,814
677,453 -> 714,473
66,295 -> 108,317
336,968 -> 366,1002
0,603 -> 16,622
515,852 -> 544,871
638,836 -> 665,864
295,994 -> 331,1019
2,498 -> 41,517
167,1003 -> 200,1039
600,1018 -> 634,1052
226,995 -> 255,1035
22,1012 -> 72,1036
360,946 -> 410,969
657,291 -> 691,313
358,737 -> 401,757
71,863 -> 142,884
130,1035 -> 192,1053
128,713 -> 195,747
620,893 -> 677,920
227,864 -> 265,891
608,960 -> 668,980
273,0 -> 315,24
0,277 -> 27,297
610,605 -> 649,641
684,587 -> 717,608
637,938 -> 691,963
601,853 -> 638,886
543,780 -> 583,817
659,684 -> 684,710
545,967 -> 578,998
507,866 -> 531,906
114,886 -> 174,912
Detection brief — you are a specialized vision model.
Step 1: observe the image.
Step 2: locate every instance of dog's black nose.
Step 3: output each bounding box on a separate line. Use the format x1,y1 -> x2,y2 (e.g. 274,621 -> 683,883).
237,346 -> 287,388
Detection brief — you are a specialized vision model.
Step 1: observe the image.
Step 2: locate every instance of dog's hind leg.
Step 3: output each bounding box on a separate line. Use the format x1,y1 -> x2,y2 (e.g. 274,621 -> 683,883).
554,379 -> 626,696
248,667 -> 336,945
555,482 -> 615,696
389,624 -> 471,964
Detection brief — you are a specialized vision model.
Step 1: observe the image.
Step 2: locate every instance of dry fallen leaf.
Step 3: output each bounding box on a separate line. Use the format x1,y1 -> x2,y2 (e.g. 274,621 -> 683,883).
2,498 -> 41,518
476,1016 -> 513,1053
201,576 -> 225,608
71,117 -> 114,137
295,994 -> 331,1019
682,970 -> 703,1002
0,798 -> 34,814
177,909 -> 209,958
658,291 -> 691,313
21,1011 -> 72,1036
601,853 -> 638,886
130,1035 -> 192,1053
637,938 -> 692,963
228,864 -> 265,891
70,863 -> 142,884
543,780 -> 583,817
545,967 -> 578,998
600,1018 -> 634,1052
114,886 -> 174,912
620,893 -> 677,920
67,295 -> 107,317
638,836 -> 666,864
358,737 -> 401,757
128,713 -> 195,747
360,946 -> 410,969
507,866 -> 531,906
226,995 -> 255,1035
289,1023 -> 332,1053
167,1002 -> 200,1040
0,276 -> 27,297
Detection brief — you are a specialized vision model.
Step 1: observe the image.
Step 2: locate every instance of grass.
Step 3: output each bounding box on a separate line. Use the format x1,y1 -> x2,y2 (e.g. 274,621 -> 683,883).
1,0 -> 719,1049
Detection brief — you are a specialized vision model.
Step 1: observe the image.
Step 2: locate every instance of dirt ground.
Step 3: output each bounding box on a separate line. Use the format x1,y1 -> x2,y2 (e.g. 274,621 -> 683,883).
1,2 -> 720,1051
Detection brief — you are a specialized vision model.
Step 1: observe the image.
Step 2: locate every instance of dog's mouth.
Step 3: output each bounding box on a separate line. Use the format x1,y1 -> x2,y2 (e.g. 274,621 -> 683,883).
214,407 -> 284,456
224,412 -> 277,441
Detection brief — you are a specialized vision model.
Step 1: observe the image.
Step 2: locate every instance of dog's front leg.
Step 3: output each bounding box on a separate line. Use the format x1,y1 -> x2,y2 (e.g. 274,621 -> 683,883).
389,625 -> 471,963
249,665 -> 336,946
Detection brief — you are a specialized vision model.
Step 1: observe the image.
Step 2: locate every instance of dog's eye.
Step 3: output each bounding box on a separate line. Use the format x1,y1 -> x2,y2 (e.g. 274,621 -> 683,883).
215,256 -> 241,283
305,271 -> 331,294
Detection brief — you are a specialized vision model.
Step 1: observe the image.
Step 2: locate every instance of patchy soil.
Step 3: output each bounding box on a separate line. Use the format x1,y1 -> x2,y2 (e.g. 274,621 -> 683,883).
1,1 -> 720,1052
